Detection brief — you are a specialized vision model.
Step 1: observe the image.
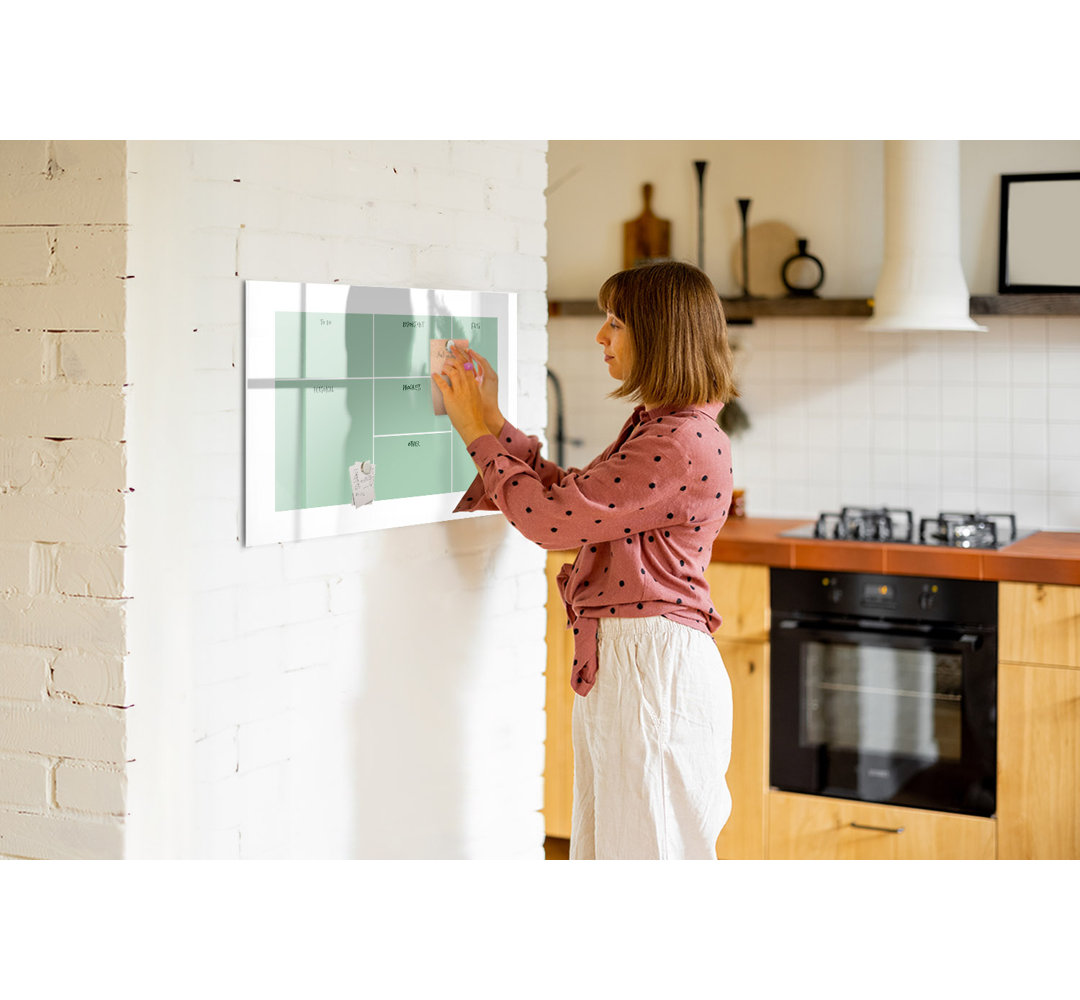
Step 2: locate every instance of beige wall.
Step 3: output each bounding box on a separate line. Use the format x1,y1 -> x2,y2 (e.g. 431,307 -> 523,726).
547,140 -> 1080,301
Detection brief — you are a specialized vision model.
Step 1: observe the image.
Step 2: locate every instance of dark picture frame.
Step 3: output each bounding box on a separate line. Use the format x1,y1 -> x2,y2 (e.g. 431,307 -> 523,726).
998,171 -> 1080,293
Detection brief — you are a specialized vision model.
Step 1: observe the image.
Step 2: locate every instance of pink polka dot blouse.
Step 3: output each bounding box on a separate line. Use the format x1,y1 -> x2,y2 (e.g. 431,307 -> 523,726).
454,402 -> 733,696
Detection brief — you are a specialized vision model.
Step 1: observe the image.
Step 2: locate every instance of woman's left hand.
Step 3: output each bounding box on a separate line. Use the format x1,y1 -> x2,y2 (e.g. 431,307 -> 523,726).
433,353 -> 489,446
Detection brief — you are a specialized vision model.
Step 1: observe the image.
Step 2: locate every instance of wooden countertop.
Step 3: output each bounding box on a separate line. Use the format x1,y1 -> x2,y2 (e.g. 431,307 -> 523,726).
710,517 -> 1080,586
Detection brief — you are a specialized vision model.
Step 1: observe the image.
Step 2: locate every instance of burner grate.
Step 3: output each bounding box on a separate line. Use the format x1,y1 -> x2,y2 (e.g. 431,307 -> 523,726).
919,512 -> 1017,549
815,506 -> 915,543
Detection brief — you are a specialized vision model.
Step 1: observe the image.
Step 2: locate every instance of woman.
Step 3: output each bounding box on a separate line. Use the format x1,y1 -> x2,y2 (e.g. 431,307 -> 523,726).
434,260 -> 737,860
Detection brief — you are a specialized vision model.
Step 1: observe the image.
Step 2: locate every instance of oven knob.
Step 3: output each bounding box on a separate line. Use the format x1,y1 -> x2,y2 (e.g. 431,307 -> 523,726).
829,586 -> 843,604
919,584 -> 939,610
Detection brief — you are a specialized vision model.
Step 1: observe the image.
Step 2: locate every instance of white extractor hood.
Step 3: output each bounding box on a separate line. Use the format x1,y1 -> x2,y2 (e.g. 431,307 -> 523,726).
863,140 -> 987,334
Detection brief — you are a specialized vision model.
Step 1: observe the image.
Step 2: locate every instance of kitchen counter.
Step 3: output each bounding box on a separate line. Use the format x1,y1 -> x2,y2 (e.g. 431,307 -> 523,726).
710,517 -> 1080,586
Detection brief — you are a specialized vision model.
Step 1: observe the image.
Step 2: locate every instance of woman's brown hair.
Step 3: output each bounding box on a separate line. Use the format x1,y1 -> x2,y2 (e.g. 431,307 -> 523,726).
597,260 -> 738,407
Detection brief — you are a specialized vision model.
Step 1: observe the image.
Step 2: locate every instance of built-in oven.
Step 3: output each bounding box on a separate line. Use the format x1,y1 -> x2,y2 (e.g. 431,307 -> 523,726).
769,569 -> 997,817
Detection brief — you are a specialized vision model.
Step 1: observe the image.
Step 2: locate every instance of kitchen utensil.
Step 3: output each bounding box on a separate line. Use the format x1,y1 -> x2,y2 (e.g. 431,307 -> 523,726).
623,183 -> 671,269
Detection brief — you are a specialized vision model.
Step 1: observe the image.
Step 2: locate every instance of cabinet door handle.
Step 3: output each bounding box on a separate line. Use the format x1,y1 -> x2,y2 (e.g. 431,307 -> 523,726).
849,822 -> 905,834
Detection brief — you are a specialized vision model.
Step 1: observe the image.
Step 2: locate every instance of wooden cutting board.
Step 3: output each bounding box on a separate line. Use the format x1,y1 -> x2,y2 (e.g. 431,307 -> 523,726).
624,183 -> 671,268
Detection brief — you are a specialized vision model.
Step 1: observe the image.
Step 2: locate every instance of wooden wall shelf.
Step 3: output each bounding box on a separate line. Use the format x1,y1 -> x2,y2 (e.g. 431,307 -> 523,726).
549,294 -> 1080,321
970,294 -> 1080,315
548,298 -> 872,320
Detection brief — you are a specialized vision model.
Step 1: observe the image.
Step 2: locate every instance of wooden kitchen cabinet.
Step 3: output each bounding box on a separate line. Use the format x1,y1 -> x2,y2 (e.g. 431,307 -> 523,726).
768,790 -> 997,860
706,563 -> 770,860
543,550 -> 578,840
1000,582 -> 1080,668
997,582 -> 1080,859
543,556 -> 771,855
713,639 -> 768,859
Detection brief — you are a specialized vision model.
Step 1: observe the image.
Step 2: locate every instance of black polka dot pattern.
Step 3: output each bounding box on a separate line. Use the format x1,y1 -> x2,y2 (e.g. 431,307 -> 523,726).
452,404 -> 731,696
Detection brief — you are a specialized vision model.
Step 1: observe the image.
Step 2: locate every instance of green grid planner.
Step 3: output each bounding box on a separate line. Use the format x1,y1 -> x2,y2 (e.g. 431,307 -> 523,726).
274,311 -> 498,511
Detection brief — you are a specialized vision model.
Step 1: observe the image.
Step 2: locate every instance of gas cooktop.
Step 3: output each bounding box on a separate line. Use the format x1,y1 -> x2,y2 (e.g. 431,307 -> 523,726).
780,507 -> 1036,550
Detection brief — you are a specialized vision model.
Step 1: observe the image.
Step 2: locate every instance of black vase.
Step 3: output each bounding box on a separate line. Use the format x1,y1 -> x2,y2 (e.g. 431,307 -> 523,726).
781,238 -> 825,298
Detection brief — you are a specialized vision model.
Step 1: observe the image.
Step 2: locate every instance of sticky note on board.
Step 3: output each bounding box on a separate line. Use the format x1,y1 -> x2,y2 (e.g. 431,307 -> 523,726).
430,339 -> 472,416
350,460 -> 375,507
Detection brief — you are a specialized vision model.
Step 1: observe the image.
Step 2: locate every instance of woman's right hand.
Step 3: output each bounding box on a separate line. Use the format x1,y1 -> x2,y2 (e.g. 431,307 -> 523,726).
468,349 -> 503,436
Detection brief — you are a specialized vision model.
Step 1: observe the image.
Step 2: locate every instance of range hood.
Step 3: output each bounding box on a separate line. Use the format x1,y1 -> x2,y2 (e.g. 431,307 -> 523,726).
863,140 -> 987,334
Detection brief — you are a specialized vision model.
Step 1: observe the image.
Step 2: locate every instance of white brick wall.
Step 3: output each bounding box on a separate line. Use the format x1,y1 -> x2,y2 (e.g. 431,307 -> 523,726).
0,141 -> 129,860
125,140 -> 549,859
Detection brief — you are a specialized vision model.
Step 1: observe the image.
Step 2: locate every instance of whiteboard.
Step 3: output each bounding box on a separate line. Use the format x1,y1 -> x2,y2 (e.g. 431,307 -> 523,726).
244,280 -> 516,546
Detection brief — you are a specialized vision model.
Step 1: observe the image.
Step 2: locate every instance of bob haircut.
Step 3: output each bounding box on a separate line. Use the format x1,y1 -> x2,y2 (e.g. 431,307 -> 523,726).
597,260 -> 738,407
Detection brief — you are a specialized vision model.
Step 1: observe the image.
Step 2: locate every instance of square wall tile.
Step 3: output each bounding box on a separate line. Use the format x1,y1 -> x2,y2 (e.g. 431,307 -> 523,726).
873,383 -> 905,417
977,454 -> 1013,492
1047,493 -> 1080,531
904,331 -> 941,382
907,383 -> 941,419
1048,386 -> 1080,421
1012,455 -> 1049,493
976,384 -> 1009,421
976,349 -> 1011,384
942,454 -> 976,490
1010,351 -> 1048,385
941,384 -> 975,420
1011,386 -> 1047,421
906,452 -> 940,491
1049,423 -> 1080,458
1011,493 -> 1048,529
1012,420 -> 1048,458
1048,351 -> 1080,386
976,419 -> 1010,455
941,420 -> 975,454
1048,457 -> 1080,494
1009,316 -> 1049,350
907,418 -> 942,452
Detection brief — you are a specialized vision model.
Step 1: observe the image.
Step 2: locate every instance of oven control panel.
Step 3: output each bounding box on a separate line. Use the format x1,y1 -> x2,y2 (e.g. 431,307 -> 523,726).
861,581 -> 896,609
772,569 -> 997,627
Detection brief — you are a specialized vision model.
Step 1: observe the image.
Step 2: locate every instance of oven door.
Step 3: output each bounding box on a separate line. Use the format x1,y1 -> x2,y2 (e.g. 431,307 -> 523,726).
769,618 -> 997,817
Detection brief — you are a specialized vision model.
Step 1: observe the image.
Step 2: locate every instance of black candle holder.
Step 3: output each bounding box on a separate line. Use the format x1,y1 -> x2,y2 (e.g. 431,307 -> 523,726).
694,161 -> 708,270
736,198 -> 753,299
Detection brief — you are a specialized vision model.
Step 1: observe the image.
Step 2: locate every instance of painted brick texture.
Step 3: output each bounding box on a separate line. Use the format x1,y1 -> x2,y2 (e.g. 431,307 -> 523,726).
124,141 -> 549,859
0,140 -> 128,859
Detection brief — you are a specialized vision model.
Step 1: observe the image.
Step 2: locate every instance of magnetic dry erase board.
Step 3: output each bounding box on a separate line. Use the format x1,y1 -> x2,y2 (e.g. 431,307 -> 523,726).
244,280 -> 516,545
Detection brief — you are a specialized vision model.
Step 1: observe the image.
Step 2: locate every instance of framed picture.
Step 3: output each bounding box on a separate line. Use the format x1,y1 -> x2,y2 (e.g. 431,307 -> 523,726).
244,280 -> 516,546
998,171 -> 1080,293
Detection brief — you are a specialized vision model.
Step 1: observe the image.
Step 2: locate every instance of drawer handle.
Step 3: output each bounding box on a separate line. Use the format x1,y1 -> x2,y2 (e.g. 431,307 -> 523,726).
850,822 -> 905,834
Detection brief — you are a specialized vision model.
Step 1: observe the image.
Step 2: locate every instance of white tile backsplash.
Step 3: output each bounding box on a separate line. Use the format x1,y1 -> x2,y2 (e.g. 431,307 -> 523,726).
549,313 -> 1080,532
1049,386 -> 1080,420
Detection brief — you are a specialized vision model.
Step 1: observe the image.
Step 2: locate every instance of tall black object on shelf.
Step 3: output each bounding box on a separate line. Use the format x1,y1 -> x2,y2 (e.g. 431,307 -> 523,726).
737,198 -> 752,298
694,161 -> 708,270
781,239 -> 826,297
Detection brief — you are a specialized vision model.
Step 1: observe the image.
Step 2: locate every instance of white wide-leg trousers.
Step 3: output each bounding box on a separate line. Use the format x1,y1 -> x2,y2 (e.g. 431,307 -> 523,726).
570,616 -> 733,860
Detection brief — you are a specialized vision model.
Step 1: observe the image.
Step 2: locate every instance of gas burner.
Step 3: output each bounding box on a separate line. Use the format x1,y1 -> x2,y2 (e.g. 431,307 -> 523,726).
815,507 -> 915,543
919,512 -> 1018,550
783,506 -> 1030,549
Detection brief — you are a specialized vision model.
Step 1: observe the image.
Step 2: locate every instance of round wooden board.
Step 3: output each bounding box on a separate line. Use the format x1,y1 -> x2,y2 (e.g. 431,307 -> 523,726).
730,220 -> 801,299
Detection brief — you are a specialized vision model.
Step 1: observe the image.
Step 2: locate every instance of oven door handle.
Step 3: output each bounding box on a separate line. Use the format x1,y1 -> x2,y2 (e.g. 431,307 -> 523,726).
774,618 -> 986,648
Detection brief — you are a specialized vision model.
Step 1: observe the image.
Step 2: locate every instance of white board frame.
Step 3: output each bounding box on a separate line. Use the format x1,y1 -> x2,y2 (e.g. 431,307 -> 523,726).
244,280 -> 517,546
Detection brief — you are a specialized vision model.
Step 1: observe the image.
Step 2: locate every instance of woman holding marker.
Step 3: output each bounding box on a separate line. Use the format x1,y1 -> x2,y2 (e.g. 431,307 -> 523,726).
434,260 -> 737,861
